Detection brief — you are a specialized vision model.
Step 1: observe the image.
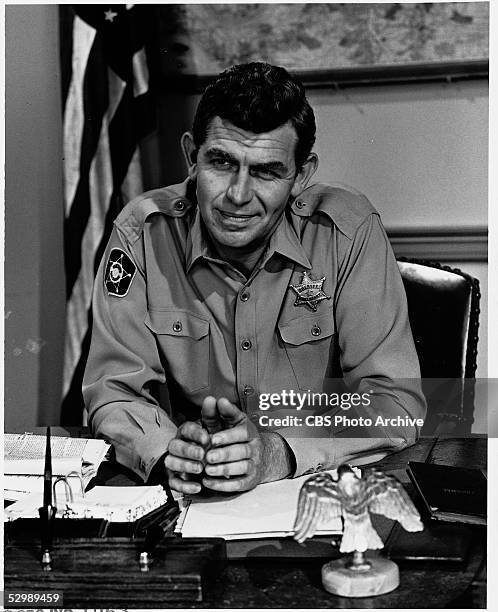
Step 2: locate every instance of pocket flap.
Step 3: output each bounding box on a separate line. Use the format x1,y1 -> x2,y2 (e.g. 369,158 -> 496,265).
145,310 -> 209,340
278,311 -> 335,346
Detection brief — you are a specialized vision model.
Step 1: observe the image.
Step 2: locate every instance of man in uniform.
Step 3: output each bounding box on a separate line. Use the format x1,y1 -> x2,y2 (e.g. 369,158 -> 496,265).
83,62 -> 425,495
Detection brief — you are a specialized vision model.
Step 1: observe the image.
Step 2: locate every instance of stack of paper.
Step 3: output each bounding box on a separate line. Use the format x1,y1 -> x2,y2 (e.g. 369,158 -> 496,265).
4,485 -> 169,523
4,433 -> 109,475
63,485 -> 170,521
4,433 -> 110,504
176,470 -> 344,540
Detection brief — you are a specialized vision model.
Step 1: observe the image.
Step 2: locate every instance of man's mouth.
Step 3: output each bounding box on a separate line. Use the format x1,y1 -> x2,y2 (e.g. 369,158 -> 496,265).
218,211 -> 256,224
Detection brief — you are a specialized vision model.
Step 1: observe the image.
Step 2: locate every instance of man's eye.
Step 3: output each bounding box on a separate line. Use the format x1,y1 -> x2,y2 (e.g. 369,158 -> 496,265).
252,168 -> 277,179
211,158 -> 232,169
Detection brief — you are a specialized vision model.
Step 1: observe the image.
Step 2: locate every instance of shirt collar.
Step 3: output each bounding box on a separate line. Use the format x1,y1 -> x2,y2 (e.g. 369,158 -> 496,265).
186,209 -> 311,273
185,209 -> 211,272
262,212 -> 312,270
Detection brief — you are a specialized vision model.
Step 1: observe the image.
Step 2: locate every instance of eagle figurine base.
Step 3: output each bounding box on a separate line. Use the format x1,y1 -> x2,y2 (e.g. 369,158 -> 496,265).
321,551 -> 399,597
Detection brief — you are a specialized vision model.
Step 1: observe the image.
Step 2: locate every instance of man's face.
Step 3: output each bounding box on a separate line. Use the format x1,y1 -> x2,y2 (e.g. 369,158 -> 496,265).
189,117 -> 306,253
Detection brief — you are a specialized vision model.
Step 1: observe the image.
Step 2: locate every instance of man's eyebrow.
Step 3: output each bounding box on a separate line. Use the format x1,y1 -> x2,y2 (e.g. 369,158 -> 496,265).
205,148 -> 235,162
204,147 -> 289,174
251,160 -> 289,175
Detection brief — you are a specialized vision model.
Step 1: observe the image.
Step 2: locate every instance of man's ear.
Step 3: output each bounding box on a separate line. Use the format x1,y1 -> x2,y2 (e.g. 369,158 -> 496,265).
181,132 -> 198,180
291,153 -> 319,198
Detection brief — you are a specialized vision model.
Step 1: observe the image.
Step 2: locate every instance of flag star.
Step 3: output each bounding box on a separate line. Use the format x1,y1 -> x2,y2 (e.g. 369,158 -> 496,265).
104,8 -> 118,22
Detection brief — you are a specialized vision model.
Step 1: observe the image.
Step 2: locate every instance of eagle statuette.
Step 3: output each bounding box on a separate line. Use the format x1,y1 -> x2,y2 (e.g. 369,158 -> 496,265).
293,464 -> 423,597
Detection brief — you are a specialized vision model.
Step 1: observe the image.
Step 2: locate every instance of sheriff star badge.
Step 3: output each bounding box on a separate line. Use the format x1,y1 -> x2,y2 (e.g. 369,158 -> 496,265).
289,271 -> 331,311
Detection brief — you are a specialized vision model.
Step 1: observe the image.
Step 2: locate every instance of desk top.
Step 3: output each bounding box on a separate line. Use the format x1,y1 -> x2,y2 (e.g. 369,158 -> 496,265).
4,435 -> 487,609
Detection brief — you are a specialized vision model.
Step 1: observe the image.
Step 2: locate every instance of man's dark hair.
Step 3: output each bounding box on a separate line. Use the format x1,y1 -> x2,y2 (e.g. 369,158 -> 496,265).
192,62 -> 316,170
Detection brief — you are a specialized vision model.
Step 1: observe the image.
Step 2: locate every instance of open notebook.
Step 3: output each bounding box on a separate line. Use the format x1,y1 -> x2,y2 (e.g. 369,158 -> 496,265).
176,469 -> 349,540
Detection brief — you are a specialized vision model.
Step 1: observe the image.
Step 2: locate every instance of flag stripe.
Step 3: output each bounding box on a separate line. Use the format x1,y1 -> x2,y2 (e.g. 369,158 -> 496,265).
59,6 -> 75,112
108,67 -> 127,123
132,47 -> 149,97
63,16 -> 97,215
64,31 -> 109,301
121,146 -> 144,204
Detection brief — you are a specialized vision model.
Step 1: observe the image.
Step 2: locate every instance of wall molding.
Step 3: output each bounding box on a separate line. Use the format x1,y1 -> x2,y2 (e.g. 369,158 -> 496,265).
387,226 -> 488,262
161,61 -> 488,93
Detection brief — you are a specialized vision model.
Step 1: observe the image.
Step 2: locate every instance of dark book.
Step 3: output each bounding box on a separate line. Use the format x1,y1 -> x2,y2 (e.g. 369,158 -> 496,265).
385,521 -> 473,564
407,461 -> 486,526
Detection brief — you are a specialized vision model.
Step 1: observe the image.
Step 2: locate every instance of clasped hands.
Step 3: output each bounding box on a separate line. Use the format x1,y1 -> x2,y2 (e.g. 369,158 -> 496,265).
164,396 -> 292,494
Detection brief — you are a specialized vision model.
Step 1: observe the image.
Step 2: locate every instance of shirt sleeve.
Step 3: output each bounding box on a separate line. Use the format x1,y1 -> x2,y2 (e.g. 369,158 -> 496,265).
83,227 -> 177,482
281,213 -> 426,476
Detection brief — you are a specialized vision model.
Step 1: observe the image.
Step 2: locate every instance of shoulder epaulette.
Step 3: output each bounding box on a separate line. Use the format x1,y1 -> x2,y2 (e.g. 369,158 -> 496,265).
290,182 -> 378,239
115,179 -> 194,243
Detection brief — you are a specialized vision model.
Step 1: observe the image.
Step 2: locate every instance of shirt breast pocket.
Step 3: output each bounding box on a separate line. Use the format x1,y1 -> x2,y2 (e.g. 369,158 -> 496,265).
144,309 -> 210,393
278,310 -> 336,391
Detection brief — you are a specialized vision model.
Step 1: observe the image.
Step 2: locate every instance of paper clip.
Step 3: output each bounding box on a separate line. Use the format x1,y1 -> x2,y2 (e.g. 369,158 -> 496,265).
53,476 -> 74,506
65,470 -> 87,497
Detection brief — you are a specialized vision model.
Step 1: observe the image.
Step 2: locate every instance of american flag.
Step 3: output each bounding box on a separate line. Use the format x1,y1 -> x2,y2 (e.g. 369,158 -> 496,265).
60,5 -> 158,423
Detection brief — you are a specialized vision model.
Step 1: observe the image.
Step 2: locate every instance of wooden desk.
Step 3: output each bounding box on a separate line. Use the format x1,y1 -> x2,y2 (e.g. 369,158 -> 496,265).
4,435 -> 487,609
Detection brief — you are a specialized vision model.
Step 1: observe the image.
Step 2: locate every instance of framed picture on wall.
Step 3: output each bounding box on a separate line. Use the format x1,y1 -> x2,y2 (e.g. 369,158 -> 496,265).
158,2 -> 489,91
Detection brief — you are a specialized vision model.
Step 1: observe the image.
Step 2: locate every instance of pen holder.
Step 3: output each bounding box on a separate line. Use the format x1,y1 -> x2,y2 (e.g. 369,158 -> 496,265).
5,537 -> 227,606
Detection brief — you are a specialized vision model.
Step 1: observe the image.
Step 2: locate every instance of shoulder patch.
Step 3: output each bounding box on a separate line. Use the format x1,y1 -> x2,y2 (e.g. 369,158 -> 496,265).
104,248 -> 137,297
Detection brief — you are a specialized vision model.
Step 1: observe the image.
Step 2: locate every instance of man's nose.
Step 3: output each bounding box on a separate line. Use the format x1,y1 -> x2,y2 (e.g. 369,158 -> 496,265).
226,170 -> 253,206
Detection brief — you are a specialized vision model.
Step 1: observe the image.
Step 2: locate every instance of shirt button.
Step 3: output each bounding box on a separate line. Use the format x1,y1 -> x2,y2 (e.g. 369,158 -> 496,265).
295,200 -> 306,209
172,321 -> 183,333
243,385 -> 254,396
174,200 -> 186,212
311,325 -> 321,336
241,339 -> 252,351
240,291 -> 250,302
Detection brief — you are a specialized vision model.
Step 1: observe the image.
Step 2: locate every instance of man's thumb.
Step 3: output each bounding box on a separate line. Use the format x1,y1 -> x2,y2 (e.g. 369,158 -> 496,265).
217,397 -> 246,427
201,396 -> 222,434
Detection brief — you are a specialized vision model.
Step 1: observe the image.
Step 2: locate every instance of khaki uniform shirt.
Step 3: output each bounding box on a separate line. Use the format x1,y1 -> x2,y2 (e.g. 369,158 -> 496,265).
83,180 -> 426,481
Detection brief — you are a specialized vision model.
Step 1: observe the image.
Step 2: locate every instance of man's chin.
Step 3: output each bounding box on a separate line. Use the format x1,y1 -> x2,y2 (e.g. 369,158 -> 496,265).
211,227 -> 257,250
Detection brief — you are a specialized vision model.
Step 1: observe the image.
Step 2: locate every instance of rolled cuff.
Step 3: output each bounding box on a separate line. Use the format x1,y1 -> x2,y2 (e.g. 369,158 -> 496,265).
133,429 -> 176,481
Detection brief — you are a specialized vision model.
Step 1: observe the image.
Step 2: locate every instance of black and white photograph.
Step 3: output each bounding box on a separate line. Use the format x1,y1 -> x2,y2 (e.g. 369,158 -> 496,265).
4,2 -> 492,609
